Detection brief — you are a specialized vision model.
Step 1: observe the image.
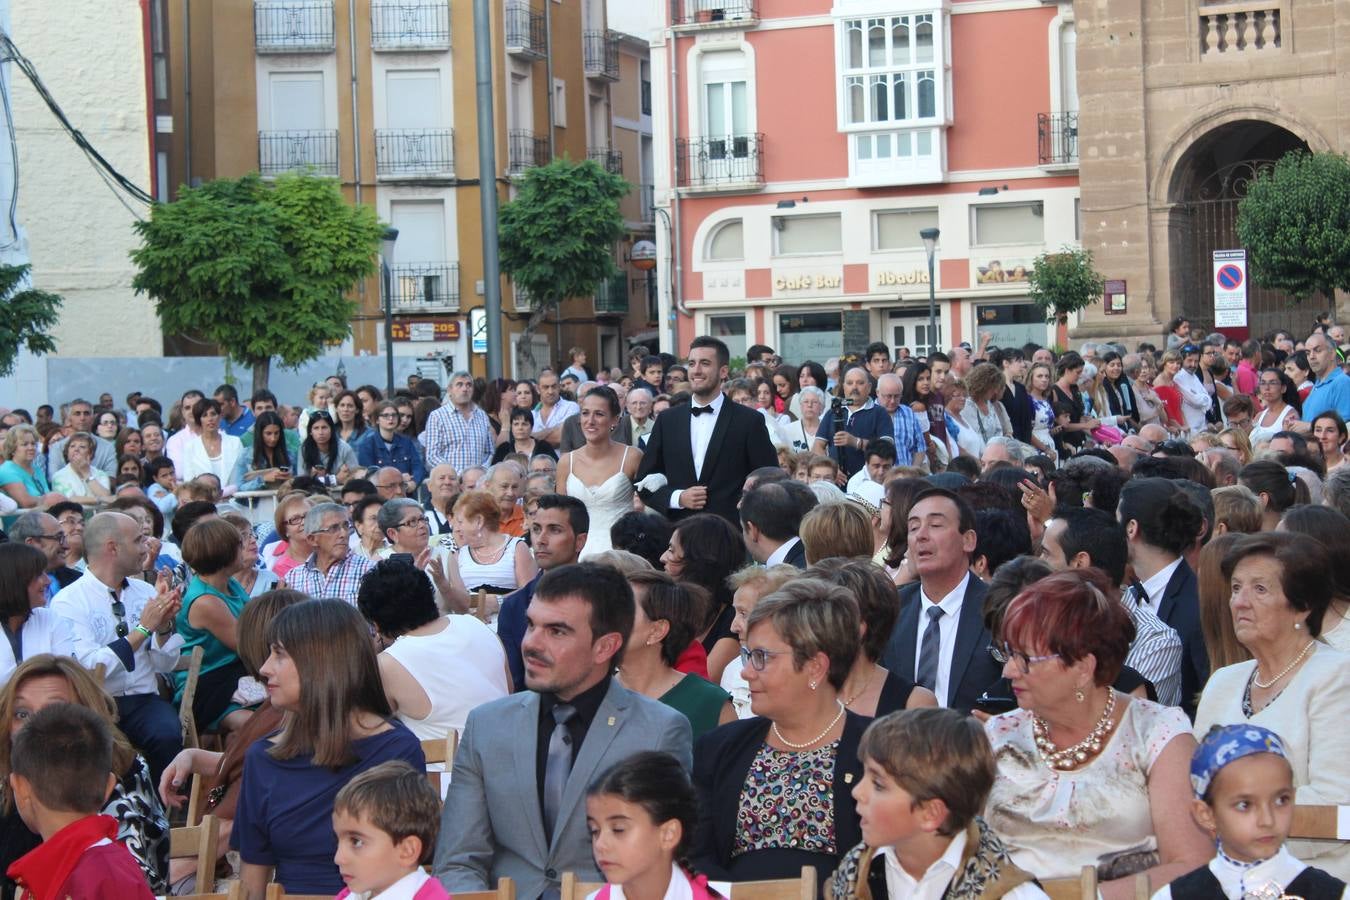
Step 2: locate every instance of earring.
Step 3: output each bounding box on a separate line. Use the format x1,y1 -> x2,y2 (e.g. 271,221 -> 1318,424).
810,681 -> 818,691
1074,688 -> 1085,703
1295,622 -> 1303,630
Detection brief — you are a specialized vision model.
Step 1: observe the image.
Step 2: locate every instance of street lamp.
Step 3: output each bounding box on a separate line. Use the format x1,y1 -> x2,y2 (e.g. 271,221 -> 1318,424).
380,227 -> 399,394
920,227 -> 940,358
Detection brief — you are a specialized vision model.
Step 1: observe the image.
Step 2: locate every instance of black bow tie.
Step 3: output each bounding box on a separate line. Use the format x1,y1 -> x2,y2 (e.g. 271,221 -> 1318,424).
690,405 -> 714,417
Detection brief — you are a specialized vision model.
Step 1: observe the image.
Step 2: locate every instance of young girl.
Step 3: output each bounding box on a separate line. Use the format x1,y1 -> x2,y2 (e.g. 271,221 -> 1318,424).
1153,724 -> 1348,900
584,752 -> 722,900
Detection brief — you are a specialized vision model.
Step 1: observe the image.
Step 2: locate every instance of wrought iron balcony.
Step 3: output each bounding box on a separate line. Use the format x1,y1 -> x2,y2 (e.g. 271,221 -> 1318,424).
371,0 -> 450,50
259,130 -> 339,176
639,183 -> 655,223
388,262 -> 460,312
505,1 -> 546,59
675,133 -> 764,191
375,128 -> 454,176
507,130 -> 549,175
1037,111 -> 1078,167
587,147 -> 623,175
594,272 -> 629,315
254,0 -> 336,53
671,0 -> 757,28
584,30 -> 620,81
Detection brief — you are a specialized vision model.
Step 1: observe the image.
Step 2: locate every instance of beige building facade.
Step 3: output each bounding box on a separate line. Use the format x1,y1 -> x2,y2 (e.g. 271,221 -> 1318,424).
1073,0 -> 1347,345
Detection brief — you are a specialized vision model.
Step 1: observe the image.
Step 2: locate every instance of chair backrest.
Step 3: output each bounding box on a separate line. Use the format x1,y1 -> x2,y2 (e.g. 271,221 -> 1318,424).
263,877 -> 511,899
728,865 -> 817,900
560,872 -> 604,900
185,771 -> 207,828
1040,865 -> 1098,900
1291,804 -> 1350,840
420,732 -> 459,766
169,814 -> 221,896
1133,872 -> 1151,900
179,645 -> 205,749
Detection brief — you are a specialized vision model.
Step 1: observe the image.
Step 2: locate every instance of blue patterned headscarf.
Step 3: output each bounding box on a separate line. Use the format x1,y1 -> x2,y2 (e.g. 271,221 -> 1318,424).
1191,724 -> 1290,798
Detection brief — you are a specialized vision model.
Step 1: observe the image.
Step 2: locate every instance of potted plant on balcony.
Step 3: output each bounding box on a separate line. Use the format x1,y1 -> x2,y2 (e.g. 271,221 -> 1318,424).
1026,245 -> 1104,326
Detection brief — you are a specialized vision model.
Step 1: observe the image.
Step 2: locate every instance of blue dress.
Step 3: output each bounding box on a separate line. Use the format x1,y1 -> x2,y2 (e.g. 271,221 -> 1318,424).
231,721 -> 425,893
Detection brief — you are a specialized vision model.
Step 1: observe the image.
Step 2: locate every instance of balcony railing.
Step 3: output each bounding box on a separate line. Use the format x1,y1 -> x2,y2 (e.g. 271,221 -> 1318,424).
259,130 -> 339,176
639,183 -> 655,223
371,0 -> 450,50
388,262 -> 460,312
375,128 -> 454,176
254,0 -> 335,53
505,1 -> 546,59
584,30 -> 620,81
587,147 -> 623,175
595,272 -> 629,315
507,130 -> 549,175
675,133 -> 764,190
671,0 -> 757,27
1037,112 -> 1078,167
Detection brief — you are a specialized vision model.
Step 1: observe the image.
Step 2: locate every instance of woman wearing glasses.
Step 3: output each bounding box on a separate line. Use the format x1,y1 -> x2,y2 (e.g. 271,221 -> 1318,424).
690,578 -> 866,885
1247,367 -> 1302,449
354,401 -> 426,485
261,493 -> 314,581
983,570 -> 1210,898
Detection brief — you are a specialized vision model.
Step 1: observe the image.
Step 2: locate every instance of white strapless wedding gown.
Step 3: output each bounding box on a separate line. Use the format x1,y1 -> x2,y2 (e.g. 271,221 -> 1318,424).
567,446 -> 634,559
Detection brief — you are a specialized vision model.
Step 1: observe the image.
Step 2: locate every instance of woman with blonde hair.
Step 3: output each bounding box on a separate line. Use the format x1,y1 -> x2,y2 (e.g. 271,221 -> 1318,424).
1022,361 -> 1058,459
800,500 -> 874,565
957,363 -> 1013,456
1216,427 -> 1253,465
442,489 -> 535,613
1196,533 -> 1251,675
0,425 -> 63,509
260,492 -> 314,581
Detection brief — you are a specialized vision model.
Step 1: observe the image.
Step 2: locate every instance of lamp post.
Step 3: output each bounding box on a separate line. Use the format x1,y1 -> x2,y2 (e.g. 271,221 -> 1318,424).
920,227 -> 940,358
380,227 -> 399,394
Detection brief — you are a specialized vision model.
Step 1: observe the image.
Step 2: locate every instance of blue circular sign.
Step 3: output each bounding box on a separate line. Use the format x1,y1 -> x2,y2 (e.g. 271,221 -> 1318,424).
1217,264 -> 1244,290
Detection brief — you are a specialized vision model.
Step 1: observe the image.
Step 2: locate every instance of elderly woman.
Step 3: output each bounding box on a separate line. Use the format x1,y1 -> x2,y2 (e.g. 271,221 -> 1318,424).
261,492 -> 314,581
781,385 -> 828,454
799,501 -> 874,565
442,489 -> 535,613
0,654 -> 170,895
357,558 -> 508,740
1195,532 -> 1350,878
807,558 -> 937,717
958,363 -> 1014,455
0,426 -> 63,509
720,564 -> 800,719
618,569 -> 734,739
691,578 -> 866,884
50,431 -> 112,505
220,512 -> 279,598
181,398 -> 245,492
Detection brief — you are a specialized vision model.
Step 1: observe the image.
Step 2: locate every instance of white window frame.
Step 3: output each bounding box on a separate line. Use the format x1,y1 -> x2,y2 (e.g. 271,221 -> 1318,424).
686,42 -> 757,143
705,218 -> 745,261
970,201 -> 1046,248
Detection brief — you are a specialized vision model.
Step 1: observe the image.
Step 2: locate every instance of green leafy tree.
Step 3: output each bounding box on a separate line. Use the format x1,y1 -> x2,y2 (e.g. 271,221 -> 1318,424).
1027,246 -> 1105,325
0,264 -> 61,377
1237,151 -> 1350,303
131,172 -> 384,389
498,158 -> 628,370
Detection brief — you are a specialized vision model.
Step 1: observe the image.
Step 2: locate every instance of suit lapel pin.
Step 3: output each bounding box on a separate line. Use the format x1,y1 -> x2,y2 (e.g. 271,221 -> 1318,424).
607,716 -> 616,726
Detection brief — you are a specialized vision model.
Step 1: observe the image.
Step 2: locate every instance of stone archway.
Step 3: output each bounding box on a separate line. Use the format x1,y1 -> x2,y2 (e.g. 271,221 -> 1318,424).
1164,119 -> 1311,338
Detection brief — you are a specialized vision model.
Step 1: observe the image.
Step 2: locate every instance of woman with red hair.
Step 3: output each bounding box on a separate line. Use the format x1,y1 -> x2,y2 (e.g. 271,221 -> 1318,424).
982,569 -> 1211,899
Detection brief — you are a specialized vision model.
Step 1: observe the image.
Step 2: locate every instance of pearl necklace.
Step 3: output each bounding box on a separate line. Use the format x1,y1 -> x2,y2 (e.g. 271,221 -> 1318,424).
772,701 -> 845,750
1252,641 -> 1315,689
1032,690 -> 1117,771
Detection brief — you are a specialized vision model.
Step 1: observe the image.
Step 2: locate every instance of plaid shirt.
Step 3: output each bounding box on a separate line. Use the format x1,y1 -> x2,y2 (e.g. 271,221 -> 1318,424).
285,551 -> 376,605
424,403 -> 494,471
890,405 -> 926,464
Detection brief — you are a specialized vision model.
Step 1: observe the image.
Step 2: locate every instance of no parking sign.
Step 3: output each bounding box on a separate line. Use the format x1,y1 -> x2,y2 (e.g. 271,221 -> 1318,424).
1213,249 -> 1247,328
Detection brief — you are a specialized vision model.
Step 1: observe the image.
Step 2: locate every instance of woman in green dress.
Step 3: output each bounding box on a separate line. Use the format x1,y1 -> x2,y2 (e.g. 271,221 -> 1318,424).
618,569 -> 735,739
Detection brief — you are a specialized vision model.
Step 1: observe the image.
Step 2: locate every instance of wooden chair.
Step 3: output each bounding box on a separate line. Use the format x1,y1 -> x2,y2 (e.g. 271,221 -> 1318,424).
728,865 -> 817,899
179,645 -> 205,749
184,771 -> 207,827
468,588 -> 499,624
1041,865 -> 1097,900
1291,804 -> 1350,840
162,884 -> 242,900
421,732 -> 460,795
169,814 -> 221,897
560,871 -> 604,900
263,879 -> 513,900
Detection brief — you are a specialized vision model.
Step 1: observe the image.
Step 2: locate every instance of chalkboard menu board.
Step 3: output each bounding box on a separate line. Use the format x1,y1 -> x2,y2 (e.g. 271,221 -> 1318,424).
842,310 -> 870,356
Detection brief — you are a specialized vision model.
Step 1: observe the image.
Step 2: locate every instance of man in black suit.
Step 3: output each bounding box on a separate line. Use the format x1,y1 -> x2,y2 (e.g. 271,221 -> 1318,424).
635,337 -> 779,525
740,482 -> 806,569
880,487 -> 1001,713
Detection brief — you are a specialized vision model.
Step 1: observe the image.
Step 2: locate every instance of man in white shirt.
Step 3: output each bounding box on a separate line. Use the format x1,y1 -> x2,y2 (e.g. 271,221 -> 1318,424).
51,511 -> 184,782
1173,344 -> 1213,435
740,482 -> 806,569
532,370 -> 579,445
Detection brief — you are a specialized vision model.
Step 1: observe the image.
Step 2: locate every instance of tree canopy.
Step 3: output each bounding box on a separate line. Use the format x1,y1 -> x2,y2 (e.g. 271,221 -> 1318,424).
130,172 -> 384,388
0,263 -> 61,377
1026,245 -> 1104,324
1236,151 -> 1350,303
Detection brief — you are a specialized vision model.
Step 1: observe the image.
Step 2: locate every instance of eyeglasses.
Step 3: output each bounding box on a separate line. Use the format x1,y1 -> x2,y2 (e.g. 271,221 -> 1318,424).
989,642 -> 1060,675
739,645 -> 790,672
378,412 -> 399,420
33,532 -> 66,545
311,521 -> 350,537
396,518 -> 427,530
285,514 -> 307,527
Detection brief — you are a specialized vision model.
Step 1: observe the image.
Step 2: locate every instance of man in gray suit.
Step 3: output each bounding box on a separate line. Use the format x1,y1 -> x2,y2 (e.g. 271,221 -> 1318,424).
433,562 -> 693,899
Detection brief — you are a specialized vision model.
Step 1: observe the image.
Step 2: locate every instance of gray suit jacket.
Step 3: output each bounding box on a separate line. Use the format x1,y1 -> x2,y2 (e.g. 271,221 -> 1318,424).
433,679 -> 693,899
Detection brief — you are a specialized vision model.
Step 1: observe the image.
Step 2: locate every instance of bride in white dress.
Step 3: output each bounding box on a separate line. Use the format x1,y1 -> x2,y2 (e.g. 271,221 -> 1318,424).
556,386 -> 642,559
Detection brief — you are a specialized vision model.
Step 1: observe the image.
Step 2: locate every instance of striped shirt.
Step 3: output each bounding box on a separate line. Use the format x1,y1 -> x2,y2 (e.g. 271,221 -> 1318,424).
424,403 -> 494,472
1122,586 -> 1185,707
890,406 -> 927,464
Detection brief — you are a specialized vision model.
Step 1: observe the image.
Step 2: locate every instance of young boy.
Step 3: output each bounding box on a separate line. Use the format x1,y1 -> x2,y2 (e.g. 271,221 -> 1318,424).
332,760 -> 449,900
6,705 -> 154,900
832,708 -> 1046,899
1153,724 -> 1347,900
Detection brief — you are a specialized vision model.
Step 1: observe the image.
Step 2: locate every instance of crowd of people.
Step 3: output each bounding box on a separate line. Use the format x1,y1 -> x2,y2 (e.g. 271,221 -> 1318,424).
0,319 -> 1348,899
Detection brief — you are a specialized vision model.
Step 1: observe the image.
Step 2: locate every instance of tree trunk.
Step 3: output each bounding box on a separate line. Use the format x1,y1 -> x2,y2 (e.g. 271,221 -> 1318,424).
251,357 -> 271,393
515,298 -> 557,377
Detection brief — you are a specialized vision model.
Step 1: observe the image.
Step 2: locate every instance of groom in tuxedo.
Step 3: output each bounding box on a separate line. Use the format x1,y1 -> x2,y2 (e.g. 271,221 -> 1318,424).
635,336 -> 779,525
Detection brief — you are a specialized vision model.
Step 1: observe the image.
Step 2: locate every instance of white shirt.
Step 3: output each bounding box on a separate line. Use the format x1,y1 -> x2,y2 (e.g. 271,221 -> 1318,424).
670,393 -> 726,508
1150,847 -> 1325,900
1135,557 -> 1183,615
0,608 -> 77,687
882,829 -> 1050,900
585,863 -> 704,900
914,571 -> 970,708
765,537 -> 799,567
720,657 -> 752,719
1173,368 -> 1212,434
348,868 -> 434,900
533,398 -> 580,436
51,570 -> 184,697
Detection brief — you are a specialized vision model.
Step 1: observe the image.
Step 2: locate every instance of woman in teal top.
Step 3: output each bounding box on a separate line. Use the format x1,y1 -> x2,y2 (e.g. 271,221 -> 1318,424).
0,425 -> 64,509
173,519 -> 255,734
618,569 -> 735,740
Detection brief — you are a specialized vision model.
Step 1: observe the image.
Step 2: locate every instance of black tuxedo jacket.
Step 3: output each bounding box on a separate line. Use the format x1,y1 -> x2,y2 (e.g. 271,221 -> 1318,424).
879,576 -> 1001,714
635,399 -> 778,525
782,539 -> 807,569
1156,559 -> 1208,719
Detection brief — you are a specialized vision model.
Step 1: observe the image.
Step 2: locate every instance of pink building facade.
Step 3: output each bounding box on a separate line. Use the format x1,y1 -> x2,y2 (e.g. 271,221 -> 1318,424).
651,0 -> 1081,362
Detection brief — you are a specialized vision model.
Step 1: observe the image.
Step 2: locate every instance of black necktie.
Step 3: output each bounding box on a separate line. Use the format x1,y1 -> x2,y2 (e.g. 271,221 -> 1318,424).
1130,580 -> 1149,607
690,405 -> 713,417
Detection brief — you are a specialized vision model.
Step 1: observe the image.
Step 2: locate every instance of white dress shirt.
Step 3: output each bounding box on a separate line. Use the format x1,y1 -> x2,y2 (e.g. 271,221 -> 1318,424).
344,868 -> 434,900
1173,368 -> 1212,435
0,608 -> 77,687
1135,557 -> 1183,615
914,572 -> 970,708
669,393 -> 726,508
532,399 -> 580,436
765,537 -> 799,567
51,570 -> 184,698
882,828 -> 1049,900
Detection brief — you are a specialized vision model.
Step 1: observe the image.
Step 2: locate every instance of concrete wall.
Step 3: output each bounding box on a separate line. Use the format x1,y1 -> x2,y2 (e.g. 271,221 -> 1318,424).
10,0 -> 158,357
